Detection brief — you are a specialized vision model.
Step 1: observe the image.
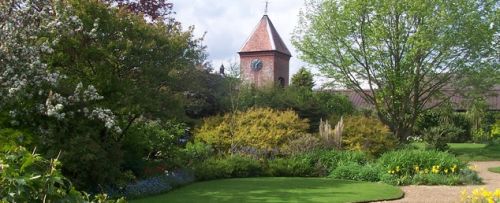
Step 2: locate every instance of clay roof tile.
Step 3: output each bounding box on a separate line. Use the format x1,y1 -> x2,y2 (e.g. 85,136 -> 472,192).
239,15 -> 291,56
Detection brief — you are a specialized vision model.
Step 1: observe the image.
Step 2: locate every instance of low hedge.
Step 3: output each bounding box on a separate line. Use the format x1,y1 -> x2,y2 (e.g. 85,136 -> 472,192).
193,155 -> 264,180
192,150 -> 371,180
329,163 -> 382,182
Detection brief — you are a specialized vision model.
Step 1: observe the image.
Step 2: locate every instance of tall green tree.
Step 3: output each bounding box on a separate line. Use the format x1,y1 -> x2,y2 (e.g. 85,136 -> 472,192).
1,0 -> 208,189
293,0 -> 498,140
44,0 -> 207,188
291,67 -> 315,90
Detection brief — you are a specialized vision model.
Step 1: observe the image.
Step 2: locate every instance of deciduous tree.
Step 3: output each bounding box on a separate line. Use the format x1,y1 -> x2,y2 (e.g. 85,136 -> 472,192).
293,0 -> 498,140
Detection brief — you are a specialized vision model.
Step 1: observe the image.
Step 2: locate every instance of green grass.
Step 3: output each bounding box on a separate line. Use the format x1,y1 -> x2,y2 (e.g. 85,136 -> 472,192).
130,177 -> 403,203
448,143 -> 500,161
488,166 -> 500,174
409,142 -> 500,161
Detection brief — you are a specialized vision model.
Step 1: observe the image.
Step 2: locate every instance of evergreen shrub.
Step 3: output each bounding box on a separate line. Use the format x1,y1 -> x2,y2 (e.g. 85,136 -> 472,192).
193,155 -> 264,180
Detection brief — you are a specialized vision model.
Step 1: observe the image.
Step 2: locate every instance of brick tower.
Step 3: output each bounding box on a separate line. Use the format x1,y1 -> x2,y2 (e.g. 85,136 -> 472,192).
238,15 -> 291,87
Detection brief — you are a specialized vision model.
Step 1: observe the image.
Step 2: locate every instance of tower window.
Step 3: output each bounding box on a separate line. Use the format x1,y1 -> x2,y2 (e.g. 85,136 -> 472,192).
278,77 -> 285,87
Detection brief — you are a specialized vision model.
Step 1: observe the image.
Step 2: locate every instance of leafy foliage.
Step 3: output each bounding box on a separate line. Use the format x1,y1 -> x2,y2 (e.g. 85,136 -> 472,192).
0,128 -> 34,150
421,124 -> 463,151
342,116 -> 398,156
377,150 -> 465,176
329,163 -> 382,182
187,148 -> 479,186
180,141 -> 214,165
193,155 -> 264,181
46,0 -> 204,124
267,156 -> 317,177
267,150 -> 369,177
415,107 -> 480,145
237,86 -> 354,132
0,146 -> 124,202
294,0 -> 498,140
375,149 -> 480,185
182,69 -> 234,119
102,0 -> 173,21
195,108 -> 309,155
491,120 -> 500,139
121,119 -> 187,177
281,133 -> 323,155
131,120 -> 186,160
291,67 -> 315,90
1,0 -> 208,190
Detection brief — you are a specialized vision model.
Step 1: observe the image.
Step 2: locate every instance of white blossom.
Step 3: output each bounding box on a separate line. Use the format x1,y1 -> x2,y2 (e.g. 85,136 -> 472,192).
1,0 -> 120,134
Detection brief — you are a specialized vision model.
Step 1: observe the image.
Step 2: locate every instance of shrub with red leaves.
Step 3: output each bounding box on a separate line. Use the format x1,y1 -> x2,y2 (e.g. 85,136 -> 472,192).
102,0 -> 173,20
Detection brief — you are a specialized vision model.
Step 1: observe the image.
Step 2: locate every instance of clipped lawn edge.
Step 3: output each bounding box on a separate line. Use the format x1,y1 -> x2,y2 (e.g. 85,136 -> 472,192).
487,167 -> 500,174
130,178 -> 406,203
354,189 -> 404,203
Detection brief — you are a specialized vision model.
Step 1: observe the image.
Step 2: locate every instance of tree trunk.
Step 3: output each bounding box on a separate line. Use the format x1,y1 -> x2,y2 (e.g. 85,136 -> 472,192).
377,112 -> 412,142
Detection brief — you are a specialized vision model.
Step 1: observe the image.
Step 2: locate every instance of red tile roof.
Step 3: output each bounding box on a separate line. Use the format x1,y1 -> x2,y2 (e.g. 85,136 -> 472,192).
239,15 -> 291,56
330,88 -> 500,111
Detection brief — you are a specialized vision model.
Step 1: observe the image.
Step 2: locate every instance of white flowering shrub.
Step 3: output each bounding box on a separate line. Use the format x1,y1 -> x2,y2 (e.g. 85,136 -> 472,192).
1,0 -> 207,190
0,0 -> 123,189
0,0 -> 120,133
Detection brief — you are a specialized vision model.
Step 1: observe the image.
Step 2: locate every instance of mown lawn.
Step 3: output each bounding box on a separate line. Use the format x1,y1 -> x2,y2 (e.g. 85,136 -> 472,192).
130,177 -> 403,203
410,142 -> 500,161
488,166 -> 500,174
448,143 -> 500,161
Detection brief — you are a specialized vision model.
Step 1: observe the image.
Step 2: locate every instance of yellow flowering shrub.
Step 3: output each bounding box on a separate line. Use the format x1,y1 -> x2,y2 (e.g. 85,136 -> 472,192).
342,116 -> 398,156
461,187 -> 500,203
491,120 -> 500,138
195,107 -> 309,154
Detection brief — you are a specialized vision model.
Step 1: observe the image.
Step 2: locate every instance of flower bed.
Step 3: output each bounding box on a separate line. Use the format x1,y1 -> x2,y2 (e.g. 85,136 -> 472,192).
107,170 -> 194,199
377,150 -> 481,185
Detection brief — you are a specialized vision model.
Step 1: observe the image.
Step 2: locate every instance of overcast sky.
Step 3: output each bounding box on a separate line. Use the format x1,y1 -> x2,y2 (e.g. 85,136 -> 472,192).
171,0 -> 307,78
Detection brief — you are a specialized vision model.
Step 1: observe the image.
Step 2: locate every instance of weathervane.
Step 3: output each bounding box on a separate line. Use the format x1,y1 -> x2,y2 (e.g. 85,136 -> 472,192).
264,0 -> 269,15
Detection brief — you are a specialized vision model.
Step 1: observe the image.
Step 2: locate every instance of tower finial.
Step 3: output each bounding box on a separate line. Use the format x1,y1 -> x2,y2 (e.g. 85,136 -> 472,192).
264,0 -> 269,15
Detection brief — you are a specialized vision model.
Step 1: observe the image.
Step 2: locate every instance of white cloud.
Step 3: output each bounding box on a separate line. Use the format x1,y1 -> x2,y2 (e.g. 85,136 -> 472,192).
171,0 -> 308,79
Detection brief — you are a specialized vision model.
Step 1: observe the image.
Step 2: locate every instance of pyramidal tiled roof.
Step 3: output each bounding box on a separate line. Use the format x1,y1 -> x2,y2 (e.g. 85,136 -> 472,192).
239,15 -> 291,56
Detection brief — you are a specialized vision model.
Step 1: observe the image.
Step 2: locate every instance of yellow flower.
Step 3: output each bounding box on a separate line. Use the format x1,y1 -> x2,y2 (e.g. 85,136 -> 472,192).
414,166 -> 420,172
481,190 -> 492,198
444,169 -> 448,174
494,189 -> 500,198
424,168 -> 429,174
472,188 -> 481,196
461,187 -> 498,203
431,165 -> 440,174
451,164 -> 457,173
395,166 -> 400,172
460,189 -> 469,202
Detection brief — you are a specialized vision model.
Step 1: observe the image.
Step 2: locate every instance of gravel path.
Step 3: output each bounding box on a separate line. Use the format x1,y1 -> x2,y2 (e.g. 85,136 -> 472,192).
376,161 -> 500,203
